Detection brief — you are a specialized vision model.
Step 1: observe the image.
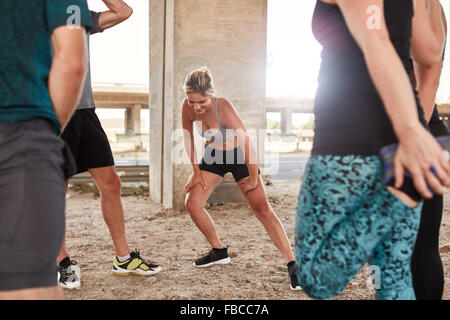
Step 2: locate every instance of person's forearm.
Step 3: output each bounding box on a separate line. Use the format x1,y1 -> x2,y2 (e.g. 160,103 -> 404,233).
98,0 -> 133,30
183,131 -> 200,174
411,0 -> 444,67
48,49 -> 87,132
428,0 -> 446,47
191,151 -> 201,174
241,134 -> 259,180
417,77 -> 440,122
364,38 -> 422,137
102,0 -> 133,14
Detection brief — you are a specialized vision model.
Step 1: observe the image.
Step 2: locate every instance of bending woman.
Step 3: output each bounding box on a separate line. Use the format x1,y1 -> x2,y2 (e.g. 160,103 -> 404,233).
295,0 -> 450,300
182,67 -> 300,291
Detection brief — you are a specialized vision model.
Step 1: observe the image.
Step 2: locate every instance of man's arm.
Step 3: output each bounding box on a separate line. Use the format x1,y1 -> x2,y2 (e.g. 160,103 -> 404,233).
48,26 -> 88,132
411,0 -> 446,67
97,0 -> 133,32
413,0 -> 447,122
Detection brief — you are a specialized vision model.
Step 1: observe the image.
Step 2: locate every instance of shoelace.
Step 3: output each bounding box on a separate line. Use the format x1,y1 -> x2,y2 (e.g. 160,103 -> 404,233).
59,260 -> 77,279
205,246 -> 229,260
131,249 -> 157,268
198,250 -> 216,262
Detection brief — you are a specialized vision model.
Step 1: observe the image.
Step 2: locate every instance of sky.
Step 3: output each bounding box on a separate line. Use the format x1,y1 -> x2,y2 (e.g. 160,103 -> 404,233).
87,0 -> 320,96
88,0 -> 149,85
88,0 -> 450,122
266,0 -> 321,98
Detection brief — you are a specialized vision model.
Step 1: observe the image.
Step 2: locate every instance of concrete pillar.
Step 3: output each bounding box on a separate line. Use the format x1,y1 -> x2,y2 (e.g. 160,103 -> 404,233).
281,108 -> 293,135
125,104 -> 142,135
149,0 -> 165,204
150,0 -> 267,210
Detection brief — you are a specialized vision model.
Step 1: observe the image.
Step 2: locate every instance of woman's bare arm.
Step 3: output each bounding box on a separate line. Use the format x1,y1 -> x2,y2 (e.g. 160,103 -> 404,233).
182,100 -> 208,192
182,100 -> 200,173
336,0 -> 450,198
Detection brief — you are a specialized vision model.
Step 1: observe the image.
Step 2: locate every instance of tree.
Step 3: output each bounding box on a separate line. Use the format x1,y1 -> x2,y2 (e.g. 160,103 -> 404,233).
301,115 -> 315,130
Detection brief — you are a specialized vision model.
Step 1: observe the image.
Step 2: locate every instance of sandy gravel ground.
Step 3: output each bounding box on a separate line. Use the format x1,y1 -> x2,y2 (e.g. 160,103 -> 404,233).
62,179 -> 449,300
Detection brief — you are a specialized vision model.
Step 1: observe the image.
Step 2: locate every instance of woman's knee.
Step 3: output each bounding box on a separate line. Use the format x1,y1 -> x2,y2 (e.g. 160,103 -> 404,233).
185,196 -> 204,215
253,203 -> 274,221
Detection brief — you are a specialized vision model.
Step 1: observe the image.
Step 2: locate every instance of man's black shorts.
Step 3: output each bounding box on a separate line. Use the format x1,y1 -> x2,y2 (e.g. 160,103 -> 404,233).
61,108 -> 115,176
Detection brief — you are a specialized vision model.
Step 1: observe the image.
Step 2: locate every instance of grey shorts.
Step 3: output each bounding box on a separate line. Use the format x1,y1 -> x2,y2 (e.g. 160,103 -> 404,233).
0,118 -> 75,291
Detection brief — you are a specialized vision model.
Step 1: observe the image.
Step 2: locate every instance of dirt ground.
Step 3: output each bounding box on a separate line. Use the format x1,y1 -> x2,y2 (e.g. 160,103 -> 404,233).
62,179 -> 449,300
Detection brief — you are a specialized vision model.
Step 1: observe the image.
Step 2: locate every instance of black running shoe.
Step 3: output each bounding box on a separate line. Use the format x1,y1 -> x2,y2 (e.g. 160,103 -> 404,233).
57,258 -> 80,290
193,247 -> 231,268
288,261 -> 302,291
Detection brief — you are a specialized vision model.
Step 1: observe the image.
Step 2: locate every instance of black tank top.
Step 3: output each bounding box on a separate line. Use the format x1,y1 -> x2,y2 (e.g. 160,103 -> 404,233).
429,43 -> 450,137
312,0 -> 428,155
429,107 -> 449,136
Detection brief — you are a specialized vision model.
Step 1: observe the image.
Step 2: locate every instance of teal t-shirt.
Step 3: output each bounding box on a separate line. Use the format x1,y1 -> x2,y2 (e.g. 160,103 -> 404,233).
0,0 -> 92,134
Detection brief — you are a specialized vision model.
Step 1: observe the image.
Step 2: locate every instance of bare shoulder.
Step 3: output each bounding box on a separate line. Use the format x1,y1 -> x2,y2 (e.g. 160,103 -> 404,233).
319,0 -> 337,4
217,97 -> 244,130
441,2 -> 447,35
181,98 -> 194,121
217,97 -> 237,115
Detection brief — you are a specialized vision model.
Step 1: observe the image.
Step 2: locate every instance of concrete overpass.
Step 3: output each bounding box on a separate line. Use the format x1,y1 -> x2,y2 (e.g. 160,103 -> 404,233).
94,87 -> 450,136
265,97 -> 314,133
93,85 -> 148,135
93,87 -> 317,135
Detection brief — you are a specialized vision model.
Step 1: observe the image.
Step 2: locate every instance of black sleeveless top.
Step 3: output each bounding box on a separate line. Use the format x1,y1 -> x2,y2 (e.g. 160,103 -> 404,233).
312,0 -> 428,155
429,107 -> 449,136
429,44 -> 450,137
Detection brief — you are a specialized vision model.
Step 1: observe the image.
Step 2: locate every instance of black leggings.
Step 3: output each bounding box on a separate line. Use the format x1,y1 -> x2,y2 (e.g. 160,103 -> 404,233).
411,188 -> 444,300
410,112 -> 447,300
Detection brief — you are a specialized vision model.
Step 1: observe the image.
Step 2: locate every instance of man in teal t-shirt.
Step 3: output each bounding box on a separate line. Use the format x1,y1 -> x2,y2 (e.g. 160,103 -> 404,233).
0,0 -> 91,299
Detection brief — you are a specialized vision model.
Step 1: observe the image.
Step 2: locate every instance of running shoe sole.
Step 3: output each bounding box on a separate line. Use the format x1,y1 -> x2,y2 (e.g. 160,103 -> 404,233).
193,257 -> 231,268
57,268 -> 81,290
290,285 -> 302,291
58,281 -> 81,290
112,265 -> 162,276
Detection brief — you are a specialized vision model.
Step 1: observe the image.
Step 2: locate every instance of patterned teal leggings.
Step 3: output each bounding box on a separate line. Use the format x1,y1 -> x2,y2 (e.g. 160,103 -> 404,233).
295,155 -> 422,300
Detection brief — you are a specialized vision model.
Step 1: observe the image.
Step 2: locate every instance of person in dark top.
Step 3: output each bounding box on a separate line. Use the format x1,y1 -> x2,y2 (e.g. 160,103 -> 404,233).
410,0 -> 447,301
295,0 -> 450,300
57,0 -> 162,291
0,0 -> 91,299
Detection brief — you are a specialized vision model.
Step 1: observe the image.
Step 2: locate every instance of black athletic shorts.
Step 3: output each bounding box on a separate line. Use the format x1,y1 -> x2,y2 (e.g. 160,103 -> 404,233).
61,108 -> 115,176
199,145 -> 260,182
0,118 -> 75,291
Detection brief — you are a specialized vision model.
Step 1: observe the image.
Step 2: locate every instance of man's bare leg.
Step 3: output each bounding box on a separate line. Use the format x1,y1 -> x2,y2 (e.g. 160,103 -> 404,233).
0,287 -> 62,300
57,181 -> 70,264
89,166 -> 130,257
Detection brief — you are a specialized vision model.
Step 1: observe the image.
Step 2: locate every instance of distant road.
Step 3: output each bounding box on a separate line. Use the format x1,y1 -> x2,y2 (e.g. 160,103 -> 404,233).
265,154 -> 310,180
